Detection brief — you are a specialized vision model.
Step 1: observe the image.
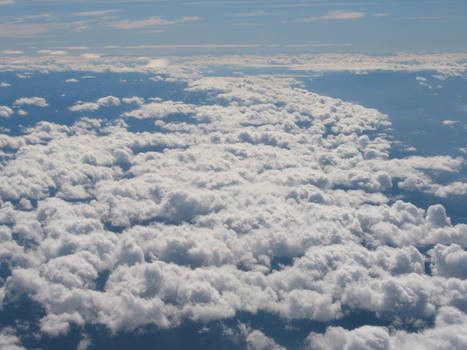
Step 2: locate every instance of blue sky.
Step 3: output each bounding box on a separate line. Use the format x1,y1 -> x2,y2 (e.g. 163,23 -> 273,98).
1,0 -> 467,55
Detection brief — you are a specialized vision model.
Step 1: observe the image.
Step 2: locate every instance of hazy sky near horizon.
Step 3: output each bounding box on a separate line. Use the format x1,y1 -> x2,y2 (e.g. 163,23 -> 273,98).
1,0 -> 467,56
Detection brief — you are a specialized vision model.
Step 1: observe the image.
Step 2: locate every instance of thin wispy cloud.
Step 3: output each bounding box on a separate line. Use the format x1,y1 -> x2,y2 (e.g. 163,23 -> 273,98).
373,13 -> 389,17
231,10 -> 267,18
12,13 -> 52,23
109,16 -> 200,30
73,9 -> 119,17
322,10 -> 366,20
293,10 -> 366,23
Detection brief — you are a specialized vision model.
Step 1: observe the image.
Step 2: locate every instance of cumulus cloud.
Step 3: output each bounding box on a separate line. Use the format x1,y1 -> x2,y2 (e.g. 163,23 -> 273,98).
307,307 -> 467,350
0,82 -> 10,87
430,244 -> 467,278
69,95 -> 120,112
307,326 -> 390,350
0,106 -> 13,118
246,329 -> 286,350
122,96 -> 145,105
13,97 -> 48,107
0,328 -> 25,350
0,71 -> 466,347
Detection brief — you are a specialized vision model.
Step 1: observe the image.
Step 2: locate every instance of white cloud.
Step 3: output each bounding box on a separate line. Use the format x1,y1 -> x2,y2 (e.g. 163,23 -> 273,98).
0,106 -> 14,118
246,329 -> 286,350
122,97 -> 145,105
2,49 -> 23,54
73,9 -> 119,17
69,95 -> 120,112
0,82 -> 10,87
297,10 -> 366,23
307,307 -> 467,350
430,244 -> 467,278
0,72 -> 466,345
37,49 -> 68,56
81,53 -> 100,60
109,16 -> 200,30
66,78 -> 79,83
307,326 -> 390,350
322,10 -> 366,20
145,58 -> 168,70
1,53 -> 467,79
0,328 -> 25,350
442,120 -> 459,125
13,97 -> 48,107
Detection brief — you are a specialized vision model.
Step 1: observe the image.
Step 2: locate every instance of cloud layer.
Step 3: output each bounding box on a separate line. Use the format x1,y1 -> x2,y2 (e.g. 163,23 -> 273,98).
0,72 -> 465,348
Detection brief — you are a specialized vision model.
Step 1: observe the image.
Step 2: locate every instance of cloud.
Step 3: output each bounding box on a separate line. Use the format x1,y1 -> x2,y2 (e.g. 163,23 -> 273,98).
246,329 -> 286,350
13,97 -> 48,107
0,0 -> 14,5
307,326 -> 390,350
0,106 -> 13,118
145,58 -> 168,70
37,49 -> 68,56
0,69 -> 466,347
307,307 -> 467,350
80,53 -> 100,60
122,97 -> 145,105
322,10 -> 366,20
442,120 -> 459,125
73,9 -> 119,17
296,10 -> 366,23
65,78 -> 79,83
13,13 -> 52,23
109,16 -> 200,30
1,52 -> 467,77
0,82 -> 10,87
430,244 -> 467,279
69,95 -> 120,112
2,50 -> 23,54
0,328 -> 25,350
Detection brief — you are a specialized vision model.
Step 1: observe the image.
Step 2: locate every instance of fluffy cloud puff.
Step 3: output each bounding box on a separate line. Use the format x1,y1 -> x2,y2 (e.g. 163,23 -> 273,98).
13,97 -> 48,107
0,105 -> 13,118
69,95 -> 121,112
0,328 -> 26,350
0,74 -> 466,347
306,306 -> 467,350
